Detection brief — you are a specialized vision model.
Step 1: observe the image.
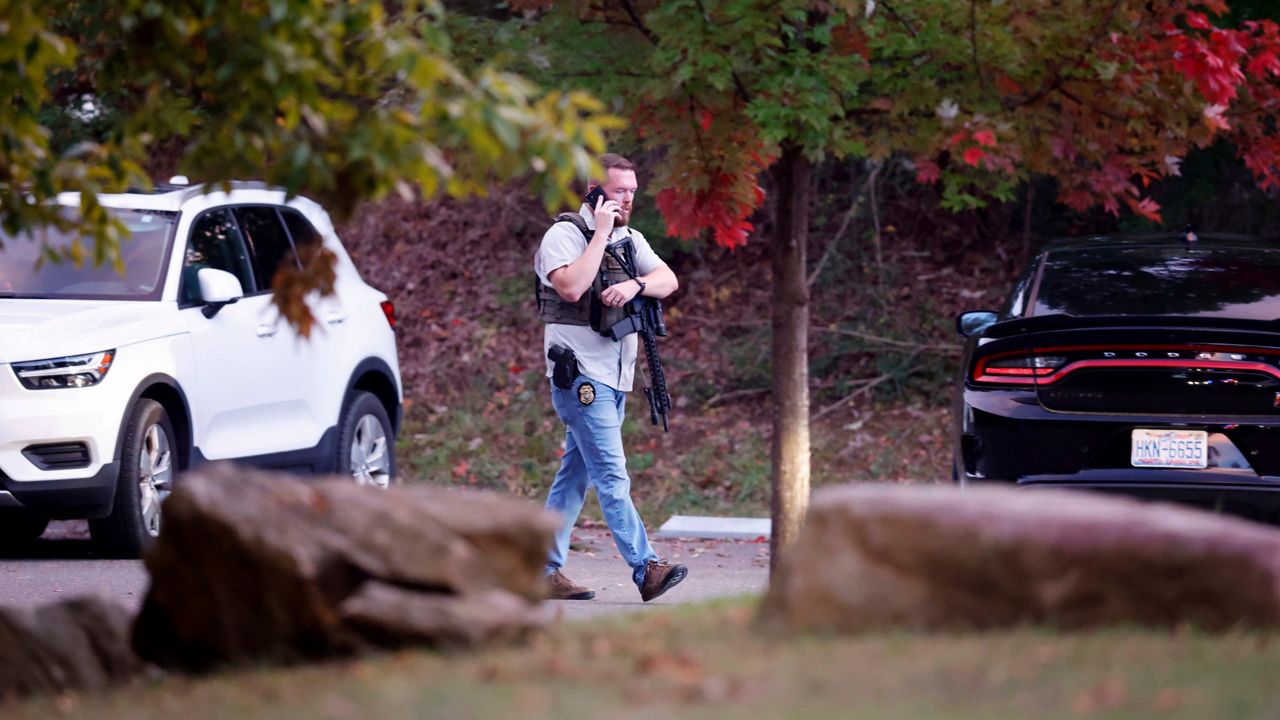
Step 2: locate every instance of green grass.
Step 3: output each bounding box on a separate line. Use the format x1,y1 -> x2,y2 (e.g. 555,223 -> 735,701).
397,363 -> 777,521
398,368 -> 562,501
397,359 -> 953,526
13,598 -> 1280,719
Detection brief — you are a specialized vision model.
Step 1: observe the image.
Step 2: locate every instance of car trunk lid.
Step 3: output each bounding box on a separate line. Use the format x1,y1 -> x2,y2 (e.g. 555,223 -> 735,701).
1004,318 -> 1280,415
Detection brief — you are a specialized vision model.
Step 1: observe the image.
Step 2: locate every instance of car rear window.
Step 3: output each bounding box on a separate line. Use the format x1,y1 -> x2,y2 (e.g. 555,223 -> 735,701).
1032,244 -> 1280,320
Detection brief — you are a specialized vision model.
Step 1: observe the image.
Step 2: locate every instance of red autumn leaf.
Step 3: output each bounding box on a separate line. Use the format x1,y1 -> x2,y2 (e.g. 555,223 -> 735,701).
914,158 -> 942,184
832,22 -> 870,57
973,129 -> 997,147
947,131 -> 968,147
1126,196 -> 1163,222
714,219 -> 754,250
698,110 -> 713,132
1247,48 -> 1280,78
995,74 -> 1023,96
962,146 -> 987,167
451,459 -> 470,478
1185,11 -> 1212,30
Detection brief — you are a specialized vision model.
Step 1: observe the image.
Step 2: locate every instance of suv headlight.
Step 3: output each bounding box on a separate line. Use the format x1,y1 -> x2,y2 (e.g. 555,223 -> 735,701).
12,350 -> 115,389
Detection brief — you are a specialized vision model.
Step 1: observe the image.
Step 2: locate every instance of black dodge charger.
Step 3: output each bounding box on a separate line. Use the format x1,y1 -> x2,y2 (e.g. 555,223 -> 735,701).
954,232 -> 1280,522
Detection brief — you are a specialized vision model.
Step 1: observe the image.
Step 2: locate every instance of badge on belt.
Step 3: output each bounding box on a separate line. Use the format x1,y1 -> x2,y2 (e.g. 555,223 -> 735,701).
578,382 -> 596,405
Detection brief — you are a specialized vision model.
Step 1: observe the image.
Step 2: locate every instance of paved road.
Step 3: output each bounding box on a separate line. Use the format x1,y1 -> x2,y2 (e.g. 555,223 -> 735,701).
0,521 -> 770,620
0,521 -> 150,611
537,522 -> 771,620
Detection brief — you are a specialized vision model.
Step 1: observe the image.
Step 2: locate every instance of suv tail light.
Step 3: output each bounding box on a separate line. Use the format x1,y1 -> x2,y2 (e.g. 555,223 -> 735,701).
380,300 -> 396,329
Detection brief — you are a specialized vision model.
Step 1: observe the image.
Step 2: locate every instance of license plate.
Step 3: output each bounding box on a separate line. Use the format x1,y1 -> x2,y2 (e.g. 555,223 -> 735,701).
1131,429 -> 1208,469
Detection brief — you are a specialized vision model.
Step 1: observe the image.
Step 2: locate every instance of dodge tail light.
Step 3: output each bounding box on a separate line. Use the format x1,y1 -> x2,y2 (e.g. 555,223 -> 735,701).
974,354 -> 1065,383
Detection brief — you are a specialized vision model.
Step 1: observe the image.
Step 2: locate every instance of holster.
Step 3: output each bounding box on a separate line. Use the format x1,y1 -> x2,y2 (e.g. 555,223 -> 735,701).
548,344 -> 580,389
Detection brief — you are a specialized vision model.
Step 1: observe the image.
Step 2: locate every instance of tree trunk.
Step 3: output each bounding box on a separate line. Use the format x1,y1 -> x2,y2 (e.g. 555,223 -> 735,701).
769,144 -> 812,577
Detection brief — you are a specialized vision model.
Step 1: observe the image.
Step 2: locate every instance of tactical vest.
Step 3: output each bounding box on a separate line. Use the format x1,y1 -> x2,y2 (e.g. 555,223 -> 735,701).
536,212 -> 636,338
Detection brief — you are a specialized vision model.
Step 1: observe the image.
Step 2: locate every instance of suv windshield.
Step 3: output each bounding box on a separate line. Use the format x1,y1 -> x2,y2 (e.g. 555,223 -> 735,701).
0,208 -> 177,301
1032,244 -> 1280,320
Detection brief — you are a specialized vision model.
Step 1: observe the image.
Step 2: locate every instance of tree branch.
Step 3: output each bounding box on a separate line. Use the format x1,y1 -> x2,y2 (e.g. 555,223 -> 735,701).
869,159 -> 885,303
1057,86 -> 1129,122
617,0 -> 659,45
818,326 -> 961,353
970,0 -> 988,96
705,386 -> 770,407
1014,0 -> 1123,110
811,373 -> 894,422
807,162 -> 876,288
547,69 -> 647,80
878,0 -> 918,38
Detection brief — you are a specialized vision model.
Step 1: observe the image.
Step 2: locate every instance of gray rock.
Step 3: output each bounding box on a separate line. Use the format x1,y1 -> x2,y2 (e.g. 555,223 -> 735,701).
133,464 -> 557,671
761,484 -> 1280,633
339,582 -> 540,648
0,596 -> 143,697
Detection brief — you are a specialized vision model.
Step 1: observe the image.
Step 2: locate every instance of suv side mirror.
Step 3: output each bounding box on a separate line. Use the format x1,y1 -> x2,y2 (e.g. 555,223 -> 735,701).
197,268 -> 244,318
956,310 -> 999,337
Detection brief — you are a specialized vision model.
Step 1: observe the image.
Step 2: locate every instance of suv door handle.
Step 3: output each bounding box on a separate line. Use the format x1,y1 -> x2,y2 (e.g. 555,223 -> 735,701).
325,312 -> 348,324
256,323 -> 278,338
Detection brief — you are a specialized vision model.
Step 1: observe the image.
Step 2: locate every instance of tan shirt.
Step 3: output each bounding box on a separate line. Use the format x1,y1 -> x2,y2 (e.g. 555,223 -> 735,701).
534,205 -> 665,392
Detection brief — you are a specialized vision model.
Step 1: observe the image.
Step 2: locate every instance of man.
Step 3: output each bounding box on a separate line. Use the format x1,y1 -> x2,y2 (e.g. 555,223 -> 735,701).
534,153 -> 687,602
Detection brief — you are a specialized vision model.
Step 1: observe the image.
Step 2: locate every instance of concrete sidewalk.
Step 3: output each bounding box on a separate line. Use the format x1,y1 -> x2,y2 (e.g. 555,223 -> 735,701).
536,521 -> 771,622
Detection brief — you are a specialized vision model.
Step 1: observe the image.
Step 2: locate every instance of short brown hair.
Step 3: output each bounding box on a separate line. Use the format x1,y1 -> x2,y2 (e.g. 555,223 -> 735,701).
600,153 -> 634,172
591,154 -> 635,187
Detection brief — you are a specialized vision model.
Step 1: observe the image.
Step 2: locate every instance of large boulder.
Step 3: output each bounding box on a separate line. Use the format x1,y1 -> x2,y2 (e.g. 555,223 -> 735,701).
761,484 -> 1280,633
132,464 -> 557,671
0,597 -> 143,697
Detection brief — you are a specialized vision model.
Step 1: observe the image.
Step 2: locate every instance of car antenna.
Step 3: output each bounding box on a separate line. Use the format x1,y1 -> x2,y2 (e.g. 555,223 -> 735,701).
1183,224 -> 1198,244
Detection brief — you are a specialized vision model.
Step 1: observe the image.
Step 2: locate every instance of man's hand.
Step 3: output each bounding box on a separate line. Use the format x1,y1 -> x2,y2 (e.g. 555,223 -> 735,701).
593,193 -> 621,237
601,278 -> 642,307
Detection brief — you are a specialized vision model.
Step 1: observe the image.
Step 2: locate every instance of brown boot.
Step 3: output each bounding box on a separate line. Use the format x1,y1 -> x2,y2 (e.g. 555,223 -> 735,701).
639,559 -> 688,602
547,570 -> 596,600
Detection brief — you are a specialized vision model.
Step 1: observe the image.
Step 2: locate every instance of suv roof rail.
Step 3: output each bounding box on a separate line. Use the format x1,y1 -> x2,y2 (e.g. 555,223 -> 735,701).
118,179 -> 278,197
178,180 -> 277,202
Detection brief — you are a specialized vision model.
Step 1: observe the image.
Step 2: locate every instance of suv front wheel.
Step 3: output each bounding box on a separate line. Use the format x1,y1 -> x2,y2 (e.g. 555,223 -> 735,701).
337,391 -> 395,488
90,399 -> 175,558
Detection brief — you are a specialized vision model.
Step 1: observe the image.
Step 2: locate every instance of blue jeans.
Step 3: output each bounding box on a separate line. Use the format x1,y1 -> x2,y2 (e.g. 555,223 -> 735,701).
544,376 -> 658,587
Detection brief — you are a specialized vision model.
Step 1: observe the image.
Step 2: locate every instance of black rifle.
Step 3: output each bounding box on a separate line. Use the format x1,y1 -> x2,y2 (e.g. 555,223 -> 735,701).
604,245 -> 671,431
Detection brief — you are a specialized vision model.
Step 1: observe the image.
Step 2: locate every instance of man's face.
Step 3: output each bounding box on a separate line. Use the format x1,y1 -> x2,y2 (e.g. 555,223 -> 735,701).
601,168 -> 638,227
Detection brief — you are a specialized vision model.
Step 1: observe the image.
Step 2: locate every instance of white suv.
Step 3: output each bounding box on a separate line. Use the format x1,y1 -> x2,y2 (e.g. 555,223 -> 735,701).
0,181 -> 402,557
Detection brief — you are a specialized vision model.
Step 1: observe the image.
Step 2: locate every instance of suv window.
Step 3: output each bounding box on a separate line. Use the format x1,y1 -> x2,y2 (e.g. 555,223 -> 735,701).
280,208 -> 322,254
182,209 -> 255,305
234,206 -> 296,291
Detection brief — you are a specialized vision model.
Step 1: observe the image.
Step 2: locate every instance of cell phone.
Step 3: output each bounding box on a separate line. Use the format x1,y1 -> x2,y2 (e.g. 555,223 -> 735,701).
584,186 -> 607,208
